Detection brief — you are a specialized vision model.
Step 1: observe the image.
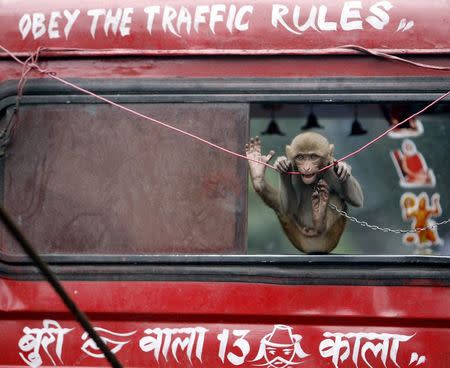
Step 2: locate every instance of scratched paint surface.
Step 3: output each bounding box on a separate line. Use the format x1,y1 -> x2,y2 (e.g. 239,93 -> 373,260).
1,280 -> 449,367
9,321 -> 437,367
1,0 -> 449,56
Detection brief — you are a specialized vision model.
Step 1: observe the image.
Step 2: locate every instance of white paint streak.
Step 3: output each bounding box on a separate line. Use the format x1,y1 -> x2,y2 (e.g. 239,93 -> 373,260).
340,1 -> 363,31
144,6 -> 160,35
366,1 -> 393,30
87,8 -> 106,38
48,11 -> 61,39
63,9 -> 80,39
18,320 -> 73,367
139,327 -> 208,364
319,332 -> 414,368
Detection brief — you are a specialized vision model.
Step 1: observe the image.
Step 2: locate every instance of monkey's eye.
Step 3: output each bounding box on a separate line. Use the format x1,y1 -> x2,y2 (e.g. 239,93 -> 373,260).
310,154 -> 320,160
295,154 -> 304,160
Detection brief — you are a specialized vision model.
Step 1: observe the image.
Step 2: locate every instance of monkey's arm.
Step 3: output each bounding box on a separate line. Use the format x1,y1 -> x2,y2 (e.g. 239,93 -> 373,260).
341,175 -> 364,207
273,156 -> 297,215
250,175 -> 281,213
327,162 -> 363,207
245,137 -> 281,213
279,174 -> 296,215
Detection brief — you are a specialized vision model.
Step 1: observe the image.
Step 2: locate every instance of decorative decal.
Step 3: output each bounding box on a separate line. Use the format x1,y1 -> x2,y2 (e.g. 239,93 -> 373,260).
319,332 -> 413,368
7,1 -> 449,58
390,139 -> 436,188
251,325 -> 309,367
139,327 -> 208,364
16,1 -> 417,42
396,18 -> 414,32
18,319 -> 73,367
409,352 -> 427,366
388,118 -> 423,139
16,320 -> 431,367
382,105 -> 424,139
81,327 -> 137,358
400,192 -> 443,247
218,329 -> 251,365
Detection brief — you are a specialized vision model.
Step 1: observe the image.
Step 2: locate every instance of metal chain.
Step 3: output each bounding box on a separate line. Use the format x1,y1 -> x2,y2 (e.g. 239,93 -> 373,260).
328,203 -> 450,234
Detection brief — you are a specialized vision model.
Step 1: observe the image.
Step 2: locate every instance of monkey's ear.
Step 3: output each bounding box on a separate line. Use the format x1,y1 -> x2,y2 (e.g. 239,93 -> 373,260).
286,145 -> 293,160
329,144 -> 334,158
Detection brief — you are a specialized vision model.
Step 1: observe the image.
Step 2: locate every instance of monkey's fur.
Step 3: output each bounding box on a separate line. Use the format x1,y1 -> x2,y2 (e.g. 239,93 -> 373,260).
246,132 -> 363,254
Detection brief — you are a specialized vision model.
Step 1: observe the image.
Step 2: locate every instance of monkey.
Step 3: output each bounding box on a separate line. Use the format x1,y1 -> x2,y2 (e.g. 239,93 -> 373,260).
245,132 -> 363,254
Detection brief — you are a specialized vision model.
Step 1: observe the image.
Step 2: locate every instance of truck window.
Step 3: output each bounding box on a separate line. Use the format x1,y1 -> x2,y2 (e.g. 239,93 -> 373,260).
248,102 -> 450,255
0,101 -> 248,257
0,79 -> 448,262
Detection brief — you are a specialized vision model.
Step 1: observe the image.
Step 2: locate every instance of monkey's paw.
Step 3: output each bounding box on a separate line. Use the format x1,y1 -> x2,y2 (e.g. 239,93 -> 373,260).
274,156 -> 292,174
245,136 -> 275,179
334,161 -> 351,182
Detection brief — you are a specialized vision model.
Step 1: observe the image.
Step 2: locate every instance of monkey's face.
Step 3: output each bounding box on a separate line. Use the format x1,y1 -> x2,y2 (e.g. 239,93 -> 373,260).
286,132 -> 333,184
293,152 -> 325,185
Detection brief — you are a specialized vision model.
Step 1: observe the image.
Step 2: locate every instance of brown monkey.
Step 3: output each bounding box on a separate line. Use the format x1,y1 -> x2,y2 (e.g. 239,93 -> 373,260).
245,132 -> 363,254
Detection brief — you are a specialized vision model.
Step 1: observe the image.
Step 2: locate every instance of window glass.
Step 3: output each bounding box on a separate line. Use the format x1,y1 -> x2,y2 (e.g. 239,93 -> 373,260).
1,99 -> 448,258
248,103 -> 450,255
0,102 -> 248,256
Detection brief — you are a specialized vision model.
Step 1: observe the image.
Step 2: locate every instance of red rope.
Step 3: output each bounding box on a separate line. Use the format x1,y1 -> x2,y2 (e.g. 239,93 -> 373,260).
318,90 -> 450,173
0,44 -> 449,176
0,44 -> 283,172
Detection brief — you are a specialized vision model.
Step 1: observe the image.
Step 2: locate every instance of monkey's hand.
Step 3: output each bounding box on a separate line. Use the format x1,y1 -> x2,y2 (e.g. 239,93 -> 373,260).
245,136 -> 275,180
334,161 -> 351,182
274,156 -> 292,175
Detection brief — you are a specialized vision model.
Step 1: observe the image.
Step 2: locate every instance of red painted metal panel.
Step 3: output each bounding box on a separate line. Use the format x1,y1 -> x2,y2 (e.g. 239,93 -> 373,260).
1,56 -> 450,83
1,0 -> 449,57
0,280 -> 449,367
0,3 -> 449,366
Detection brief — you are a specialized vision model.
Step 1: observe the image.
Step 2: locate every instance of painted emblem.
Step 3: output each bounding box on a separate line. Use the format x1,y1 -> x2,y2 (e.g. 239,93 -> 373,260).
16,320 -> 431,367
251,324 -> 309,367
400,192 -> 443,248
81,327 -> 136,358
390,139 -> 435,188
383,105 -> 424,139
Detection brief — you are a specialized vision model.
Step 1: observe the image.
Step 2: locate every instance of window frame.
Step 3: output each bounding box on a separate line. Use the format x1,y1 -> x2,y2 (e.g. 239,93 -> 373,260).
0,76 -> 449,284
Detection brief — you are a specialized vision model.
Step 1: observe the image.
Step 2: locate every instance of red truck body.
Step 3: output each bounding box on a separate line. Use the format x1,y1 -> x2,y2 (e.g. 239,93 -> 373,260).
0,1 -> 449,367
